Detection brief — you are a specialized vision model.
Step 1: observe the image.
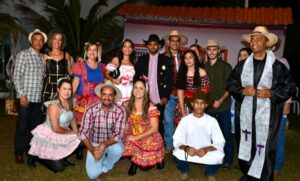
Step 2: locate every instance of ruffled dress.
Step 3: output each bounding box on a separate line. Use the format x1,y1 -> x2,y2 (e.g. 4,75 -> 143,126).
106,63 -> 135,105
29,101 -> 80,160
122,108 -> 164,167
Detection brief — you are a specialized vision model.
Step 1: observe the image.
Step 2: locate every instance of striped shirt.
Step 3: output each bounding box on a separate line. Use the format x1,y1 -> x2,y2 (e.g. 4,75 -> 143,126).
13,47 -> 45,102
80,102 -> 126,144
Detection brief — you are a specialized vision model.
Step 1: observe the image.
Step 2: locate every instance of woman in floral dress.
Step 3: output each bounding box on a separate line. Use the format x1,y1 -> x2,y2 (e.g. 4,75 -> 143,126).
122,78 -> 165,176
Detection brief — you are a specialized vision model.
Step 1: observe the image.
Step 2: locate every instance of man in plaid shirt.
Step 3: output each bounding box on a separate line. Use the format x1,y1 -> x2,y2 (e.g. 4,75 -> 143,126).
80,83 -> 126,180
13,29 -> 47,165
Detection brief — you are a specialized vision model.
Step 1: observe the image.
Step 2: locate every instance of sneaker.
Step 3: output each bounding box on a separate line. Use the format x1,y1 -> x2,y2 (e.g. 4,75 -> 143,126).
207,176 -> 216,181
180,172 -> 189,181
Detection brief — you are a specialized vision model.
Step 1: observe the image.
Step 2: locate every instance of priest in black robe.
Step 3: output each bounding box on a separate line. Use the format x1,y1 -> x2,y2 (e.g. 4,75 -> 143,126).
227,26 -> 295,181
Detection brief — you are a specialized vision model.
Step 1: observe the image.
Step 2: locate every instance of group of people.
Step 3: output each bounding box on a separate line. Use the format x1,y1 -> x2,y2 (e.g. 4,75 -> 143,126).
11,26 -> 295,181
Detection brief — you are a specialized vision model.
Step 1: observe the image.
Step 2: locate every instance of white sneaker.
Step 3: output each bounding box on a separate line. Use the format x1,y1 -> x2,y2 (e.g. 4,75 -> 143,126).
180,172 -> 189,181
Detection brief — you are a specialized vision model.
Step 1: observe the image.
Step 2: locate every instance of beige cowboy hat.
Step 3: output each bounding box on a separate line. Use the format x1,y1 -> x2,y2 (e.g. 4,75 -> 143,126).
94,82 -> 122,102
163,30 -> 188,46
28,29 -> 47,43
204,39 -> 225,50
242,26 -> 278,48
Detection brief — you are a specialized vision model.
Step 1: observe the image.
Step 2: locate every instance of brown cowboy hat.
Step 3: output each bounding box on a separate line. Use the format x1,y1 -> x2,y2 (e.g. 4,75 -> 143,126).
185,90 -> 213,110
162,30 -> 188,46
242,26 -> 278,48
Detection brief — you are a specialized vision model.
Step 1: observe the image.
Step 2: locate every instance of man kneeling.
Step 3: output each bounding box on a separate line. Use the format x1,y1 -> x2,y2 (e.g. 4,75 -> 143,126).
173,90 -> 225,181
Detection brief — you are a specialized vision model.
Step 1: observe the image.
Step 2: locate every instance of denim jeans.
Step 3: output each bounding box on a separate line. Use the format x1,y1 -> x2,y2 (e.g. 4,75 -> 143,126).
86,142 -> 124,179
275,115 -> 288,171
14,101 -> 42,155
164,95 -> 178,148
207,109 -> 234,166
173,156 -> 221,176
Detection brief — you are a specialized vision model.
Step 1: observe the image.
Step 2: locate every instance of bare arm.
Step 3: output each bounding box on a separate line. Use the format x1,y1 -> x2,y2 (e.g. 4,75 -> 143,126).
65,52 -> 73,76
48,104 -> 74,134
177,89 -> 186,117
72,77 -> 80,94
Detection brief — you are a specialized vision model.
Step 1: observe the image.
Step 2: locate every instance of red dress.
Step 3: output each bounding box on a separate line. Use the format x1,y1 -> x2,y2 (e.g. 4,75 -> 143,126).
122,108 -> 164,167
174,75 -> 211,126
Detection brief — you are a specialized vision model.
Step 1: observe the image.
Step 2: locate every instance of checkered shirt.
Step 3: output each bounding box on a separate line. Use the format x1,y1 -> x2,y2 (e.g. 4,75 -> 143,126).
13,47 -> 45,102
80,102 -> 126,144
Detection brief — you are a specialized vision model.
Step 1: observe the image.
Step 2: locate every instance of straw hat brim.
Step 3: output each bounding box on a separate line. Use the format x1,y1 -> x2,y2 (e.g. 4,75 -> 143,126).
94,82 -> 122,102
242,32 -> 278,48
28,29 -> 47,43
163,35 -> 188,46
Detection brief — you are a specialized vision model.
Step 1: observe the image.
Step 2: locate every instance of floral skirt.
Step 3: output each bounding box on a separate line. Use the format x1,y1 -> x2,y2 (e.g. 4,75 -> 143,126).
29,124 -> 80,160
122,132 -> 165,167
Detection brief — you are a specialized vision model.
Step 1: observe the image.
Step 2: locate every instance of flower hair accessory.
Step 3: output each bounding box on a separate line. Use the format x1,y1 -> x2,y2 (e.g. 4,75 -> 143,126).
57,77 -> 70,85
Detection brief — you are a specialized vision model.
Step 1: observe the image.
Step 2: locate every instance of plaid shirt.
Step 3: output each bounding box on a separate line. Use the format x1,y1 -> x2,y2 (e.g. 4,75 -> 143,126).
80,102 -> 126,144
13,47 -> 44,102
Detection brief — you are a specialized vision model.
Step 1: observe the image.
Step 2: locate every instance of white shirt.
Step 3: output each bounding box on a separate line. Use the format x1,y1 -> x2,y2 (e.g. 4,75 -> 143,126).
173,113 -> 225,165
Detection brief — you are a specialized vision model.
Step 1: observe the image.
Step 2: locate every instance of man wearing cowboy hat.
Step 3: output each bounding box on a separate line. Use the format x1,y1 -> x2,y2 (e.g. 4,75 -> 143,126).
204,39 -> 234,170
80,82 -> 126,180
13,29 -> 47,165
173,90 -> 225,181
162,30 -> 188,153
134,34 -> 174,138
227,26 -> 295,180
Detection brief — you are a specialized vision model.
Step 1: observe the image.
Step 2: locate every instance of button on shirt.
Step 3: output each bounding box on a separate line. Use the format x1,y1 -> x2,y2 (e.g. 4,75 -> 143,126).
80,102 -> 126,144
13,47 -> 45,102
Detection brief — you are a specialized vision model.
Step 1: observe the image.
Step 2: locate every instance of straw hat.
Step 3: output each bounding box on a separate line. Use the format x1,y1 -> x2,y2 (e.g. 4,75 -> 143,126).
162,30 -> 188,46
242,26 -> 278,48
204,39 -> 224,50
28,29 -> 47,43
94,82 -> 122,102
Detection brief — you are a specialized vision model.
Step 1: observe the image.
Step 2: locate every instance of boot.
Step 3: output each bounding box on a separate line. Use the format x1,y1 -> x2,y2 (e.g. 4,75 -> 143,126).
128,162 -> 138,176
156,161 -> 165,170
64,158 -> 75,167
27,155 -> 37,168
75,146 -> 83,160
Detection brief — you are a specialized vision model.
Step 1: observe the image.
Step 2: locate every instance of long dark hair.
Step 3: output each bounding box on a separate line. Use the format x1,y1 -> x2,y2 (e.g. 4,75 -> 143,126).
110,39 -> 136,79
118,39 -> 136,65
56,78 -> 73,110
237,47 -> 252,62
176,50 -> 203,90
127,78 -> 150,117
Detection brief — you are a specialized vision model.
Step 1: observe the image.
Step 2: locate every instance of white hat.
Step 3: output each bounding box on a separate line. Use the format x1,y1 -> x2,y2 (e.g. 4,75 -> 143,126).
162,30 -> 188,46
242,26 -> 278,48
28,29 -> 47,43
94,82 -> 122,102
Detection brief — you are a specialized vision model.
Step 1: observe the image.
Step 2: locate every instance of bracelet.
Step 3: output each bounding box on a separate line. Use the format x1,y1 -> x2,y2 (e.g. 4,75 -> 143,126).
184,146 -> 189,161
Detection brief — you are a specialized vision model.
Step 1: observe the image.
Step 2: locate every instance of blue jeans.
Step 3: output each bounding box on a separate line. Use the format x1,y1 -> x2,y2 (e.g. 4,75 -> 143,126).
164,95 -> 178,148
207,109 -> 234,166
14,101 -> 42,155
275,115 -> 288,171
86,142 -> 124,179
173,156 -> 221,176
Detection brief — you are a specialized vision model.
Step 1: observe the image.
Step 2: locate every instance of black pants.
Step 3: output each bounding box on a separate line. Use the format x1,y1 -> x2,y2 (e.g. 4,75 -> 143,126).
14,101 -> 42,155
156,104 -> 165,138
39,158 -> 65,173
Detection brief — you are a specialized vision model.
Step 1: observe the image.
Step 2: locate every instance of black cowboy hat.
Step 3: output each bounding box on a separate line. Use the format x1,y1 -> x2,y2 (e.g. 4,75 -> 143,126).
143,34 -> 165,47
